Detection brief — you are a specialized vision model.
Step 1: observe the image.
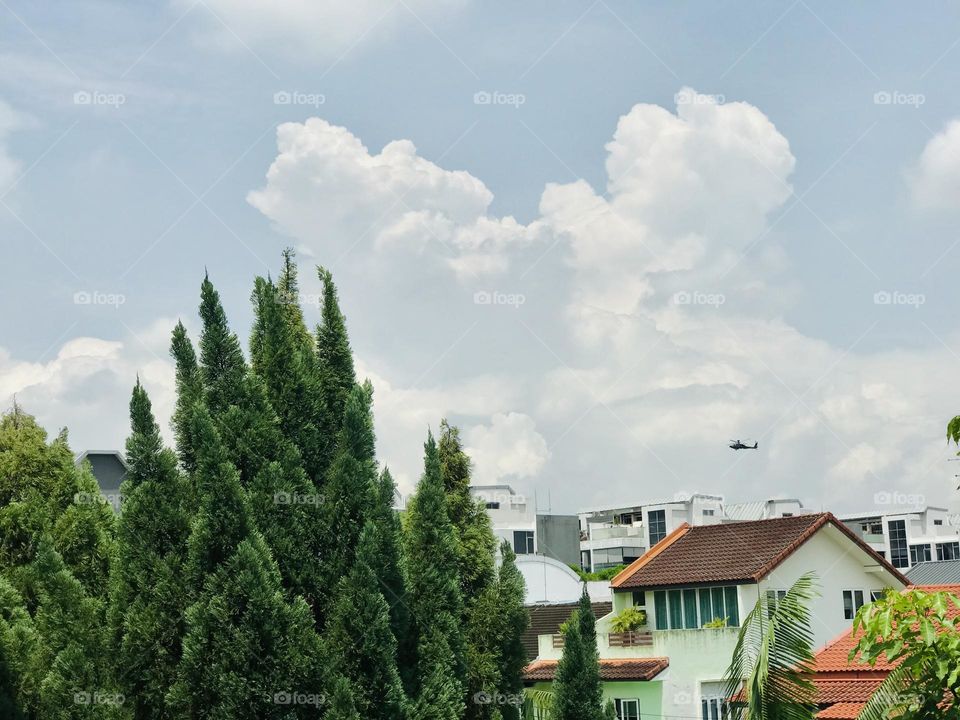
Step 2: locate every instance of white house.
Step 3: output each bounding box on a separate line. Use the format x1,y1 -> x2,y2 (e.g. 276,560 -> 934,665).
839,505 -> 960,570
525,513 -> 908,720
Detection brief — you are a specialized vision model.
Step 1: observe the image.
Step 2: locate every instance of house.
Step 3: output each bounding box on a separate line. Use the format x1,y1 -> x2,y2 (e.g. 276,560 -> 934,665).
525,513 -> 908,720
472,485 -> 581,566
75,450 -> 127,511
839,506 -> 960,570
809,584 -> 960,719
521,599 -> 613,661
578,493 -> 809,572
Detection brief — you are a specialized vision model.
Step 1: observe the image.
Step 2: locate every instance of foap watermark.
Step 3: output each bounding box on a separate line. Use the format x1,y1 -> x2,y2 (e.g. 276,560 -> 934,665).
474,290 -> 525,308
73,290 -> 126,308
674,89 -> 724,106
274,491 -> 324,506
473,691 -> 524,708
874,491 -> 925,509
673,290 -> 725,308
74,691 -> 125,706
73,90 -> 126,108
273,90 -> 326,108
271,692 -> 326,708
873,290 -> 924,308
873,90 -> 925,108
473,90 -> 525,108
277,291 -> 322,308
74,491 -> 124,507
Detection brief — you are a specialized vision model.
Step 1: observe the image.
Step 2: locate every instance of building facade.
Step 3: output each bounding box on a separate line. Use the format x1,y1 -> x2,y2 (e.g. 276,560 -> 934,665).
840,506 -> 960,570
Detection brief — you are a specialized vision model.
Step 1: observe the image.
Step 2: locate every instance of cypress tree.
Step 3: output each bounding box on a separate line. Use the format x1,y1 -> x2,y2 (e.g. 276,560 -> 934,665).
552,586 -> 604,720
169,406 -> 324,718
197,273 -> 246,420
316,382 -> 376,616
276,248 -> 315,358
170,321 -> 202,474
326,676 -> 362,720
316,266 -> 356,477
326,524 -> 407,719
109,381 -> 191,719
405,432 -> 465,719
494,542 -> 528,720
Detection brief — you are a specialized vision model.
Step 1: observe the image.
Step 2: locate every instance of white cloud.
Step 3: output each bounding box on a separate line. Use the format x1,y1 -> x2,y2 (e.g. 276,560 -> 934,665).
909,119 -> 960,210
248,118 -> 544,280
465,412 -> 550,485
179,0 -> 468,60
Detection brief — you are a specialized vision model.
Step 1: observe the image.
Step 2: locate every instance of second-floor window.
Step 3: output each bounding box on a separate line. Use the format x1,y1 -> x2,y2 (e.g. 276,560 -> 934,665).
765,589 -> 786,619
843,590 -> 864,620
652,585 -> 740,630
910,544 -> 932,565
888,520 -> 909,568
648,509 -> 667,546
513,530 -> 534,554
937,542 -> 960,561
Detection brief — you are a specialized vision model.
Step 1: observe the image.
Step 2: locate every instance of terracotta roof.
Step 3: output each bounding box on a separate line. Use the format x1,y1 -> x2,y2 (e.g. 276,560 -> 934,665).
611,513 -> 909,590
816,702 -> 864,719
813,679 -> 883,703
520,601 -> 612,660
522,657 -> 669,683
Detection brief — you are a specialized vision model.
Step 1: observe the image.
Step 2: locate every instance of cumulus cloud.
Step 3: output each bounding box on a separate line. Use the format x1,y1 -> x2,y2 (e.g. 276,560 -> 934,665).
248,118 -> 545,280
179,0 -> 468,61
909,119 -> 960,210
465,412 -> 550,485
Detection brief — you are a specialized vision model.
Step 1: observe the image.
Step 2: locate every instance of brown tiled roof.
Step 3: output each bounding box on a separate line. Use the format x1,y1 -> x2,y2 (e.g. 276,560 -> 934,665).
816,702 -> 864,719
611,513 -> 909,589
522,657 -> 669,683
813,679 -> 883,703
520,601 -> 612,660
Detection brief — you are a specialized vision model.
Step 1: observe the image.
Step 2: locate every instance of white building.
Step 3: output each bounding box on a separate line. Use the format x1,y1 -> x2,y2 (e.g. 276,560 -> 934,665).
471,484 -> 581,566
525,513 -> 908,720
578,492 -> 809,572
839,505 -> 960,570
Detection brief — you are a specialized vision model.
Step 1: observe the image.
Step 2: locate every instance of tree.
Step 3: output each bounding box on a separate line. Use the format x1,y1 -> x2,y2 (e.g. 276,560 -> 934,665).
326,524 -> 407,719
170,321 -> 202,475
723,573 -> 818,720
169,406 -> 324,718
494,542 -> 528,720
552,586 -> 604,720
316,382 -> 377,617
851,587 -> 960,719
405,432 -> 465,719
316,266 -> 356,478
197,273 -> 247,420
109,381 -> 191,719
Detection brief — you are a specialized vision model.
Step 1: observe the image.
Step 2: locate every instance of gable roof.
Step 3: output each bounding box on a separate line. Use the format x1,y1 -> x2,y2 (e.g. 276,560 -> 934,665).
522,657 -> 669,683
611,513 -> 909,590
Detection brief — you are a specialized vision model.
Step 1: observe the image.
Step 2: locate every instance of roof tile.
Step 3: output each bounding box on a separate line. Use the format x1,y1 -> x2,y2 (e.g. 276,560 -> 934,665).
522,658 -> 669,683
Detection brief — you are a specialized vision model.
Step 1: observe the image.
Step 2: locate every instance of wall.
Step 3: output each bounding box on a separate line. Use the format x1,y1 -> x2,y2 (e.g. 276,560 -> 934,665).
536,514 -> 581,566
526,680 -> 663,718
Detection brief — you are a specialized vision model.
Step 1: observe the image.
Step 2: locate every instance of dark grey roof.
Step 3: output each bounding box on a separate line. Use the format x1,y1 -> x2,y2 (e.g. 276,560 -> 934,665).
906,560 -> 960,585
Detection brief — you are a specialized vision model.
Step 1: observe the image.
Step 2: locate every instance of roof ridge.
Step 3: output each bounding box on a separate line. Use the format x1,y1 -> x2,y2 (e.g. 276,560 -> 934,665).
609,523 -> 691,588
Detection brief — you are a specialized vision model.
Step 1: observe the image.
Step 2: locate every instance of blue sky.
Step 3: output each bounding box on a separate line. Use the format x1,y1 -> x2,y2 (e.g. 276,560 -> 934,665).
3,0 -> 960,514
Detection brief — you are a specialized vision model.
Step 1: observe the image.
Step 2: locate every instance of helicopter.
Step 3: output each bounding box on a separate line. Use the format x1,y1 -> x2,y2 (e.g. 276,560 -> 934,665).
729,439 -> 758,450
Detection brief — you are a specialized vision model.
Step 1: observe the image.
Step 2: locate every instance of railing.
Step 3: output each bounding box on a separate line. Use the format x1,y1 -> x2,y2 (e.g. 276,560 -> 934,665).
607,631 -> 653,647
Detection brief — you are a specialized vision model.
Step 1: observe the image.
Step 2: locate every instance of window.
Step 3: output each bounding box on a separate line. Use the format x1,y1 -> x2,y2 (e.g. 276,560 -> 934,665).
937,542 -> 960,561
653,590 -> 668,630
668,589 -> 683,628
485,501 -> 500,509
701,697 -> 728,720
652,586 -> 740,629
581,550 -> 591,571
843,590 -> 864,620
888,520 -> 909,568
870,590 -> 885,603
703,509 -> 715,517
614,699 -> 640,720
513,530 -> 534,555
724,586 -> 740,626
632,591 -> 645,607
910,544 -> 932,565
683,589 -> 699,629
765,589 -> 786,619
648,509 -> 667,546
935,519 -> 944,526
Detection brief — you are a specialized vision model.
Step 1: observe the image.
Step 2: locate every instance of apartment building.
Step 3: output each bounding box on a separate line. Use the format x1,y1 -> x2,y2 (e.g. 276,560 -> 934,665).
839,505 -> 960,570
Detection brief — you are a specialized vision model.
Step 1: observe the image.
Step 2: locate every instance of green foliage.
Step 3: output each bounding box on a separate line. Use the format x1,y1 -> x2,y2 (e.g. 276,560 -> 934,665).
109,381 -> 192,719
405,432 -> 465,717
609,606 -> 646,633
703,616 -> 728,629
552,587 -> 604,720
723,573 -> 819,720
851,587 -> 960,719
570,565 -> 627,582
169,321 -> 202,476
493,542 -> 528,720
197,272 -> 247,420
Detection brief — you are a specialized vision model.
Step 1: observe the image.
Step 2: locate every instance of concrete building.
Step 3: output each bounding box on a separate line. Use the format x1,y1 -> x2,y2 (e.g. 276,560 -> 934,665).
839,505 -> 960,571
471,484 -> 581,567
578,492 -> 808,572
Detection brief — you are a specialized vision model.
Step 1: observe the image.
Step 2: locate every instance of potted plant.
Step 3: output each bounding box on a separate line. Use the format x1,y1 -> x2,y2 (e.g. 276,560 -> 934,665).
703,616 -> 728,629
610,606 -> 647,633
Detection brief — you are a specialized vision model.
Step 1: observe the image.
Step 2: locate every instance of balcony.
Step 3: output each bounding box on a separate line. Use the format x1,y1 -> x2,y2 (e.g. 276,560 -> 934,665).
608,631 -> 653,648
590,525 -> 644,541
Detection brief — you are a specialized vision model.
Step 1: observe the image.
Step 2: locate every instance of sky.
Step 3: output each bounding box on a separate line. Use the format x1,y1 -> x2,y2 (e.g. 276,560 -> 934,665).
2,0 -> 960,515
